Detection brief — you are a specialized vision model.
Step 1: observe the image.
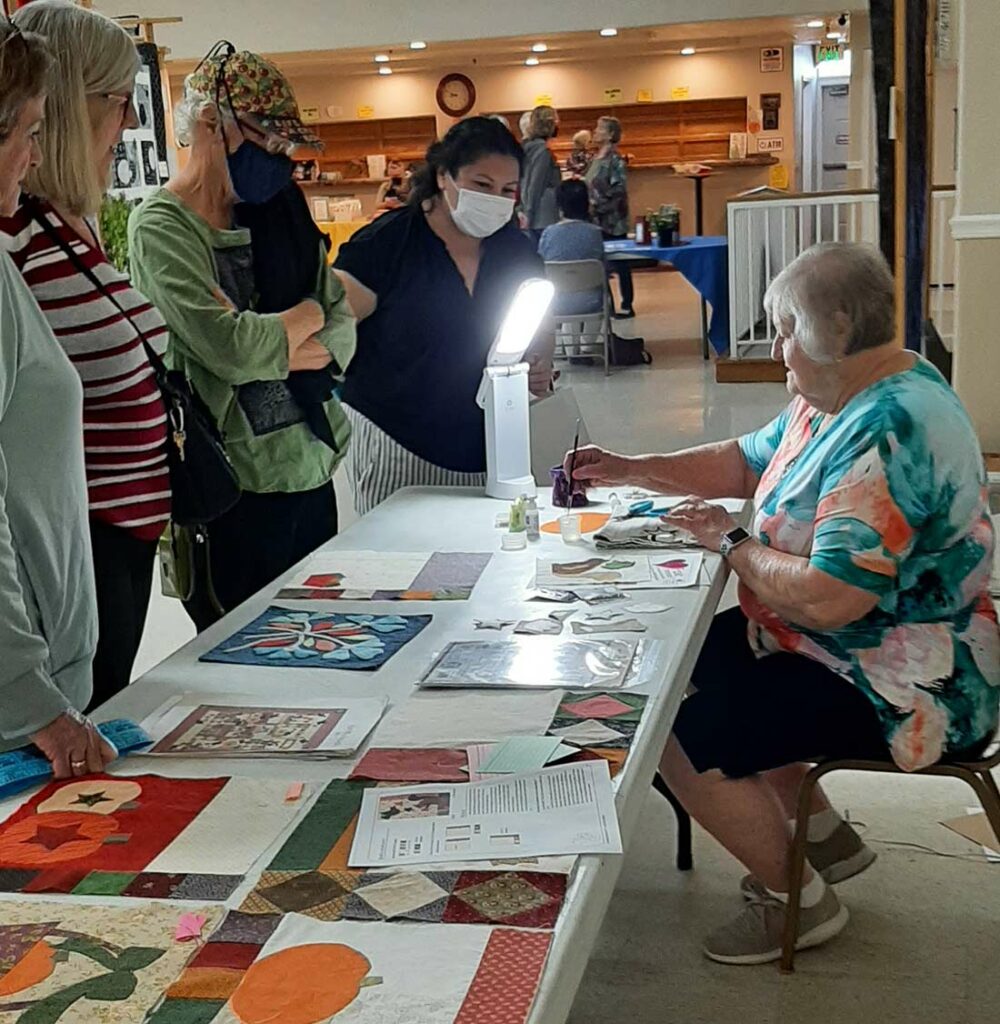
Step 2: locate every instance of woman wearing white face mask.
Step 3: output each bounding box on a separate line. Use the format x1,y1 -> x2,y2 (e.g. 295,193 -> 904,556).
335,117 -> 555,516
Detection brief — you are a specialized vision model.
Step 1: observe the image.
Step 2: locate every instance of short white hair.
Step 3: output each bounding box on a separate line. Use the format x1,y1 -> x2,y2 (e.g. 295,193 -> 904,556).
764,242 -> 896,362
173,75 -> 233,147
518,110 -> 532,139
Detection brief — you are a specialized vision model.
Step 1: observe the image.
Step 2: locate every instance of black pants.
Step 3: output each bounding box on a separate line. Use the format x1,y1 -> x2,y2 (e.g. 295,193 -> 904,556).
184,481 -> 338,632
604,232 -> 634,311
88,520 -> 158,711
672,608 -> 891,778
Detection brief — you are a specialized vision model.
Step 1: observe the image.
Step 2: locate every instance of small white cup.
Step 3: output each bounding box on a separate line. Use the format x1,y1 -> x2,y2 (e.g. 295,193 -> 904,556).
501,532 -> 527,551
559,515 -> 582,543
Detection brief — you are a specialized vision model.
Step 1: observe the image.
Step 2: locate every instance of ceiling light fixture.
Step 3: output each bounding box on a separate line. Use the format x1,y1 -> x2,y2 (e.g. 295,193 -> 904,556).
409,41 -> 427,49
374,54 -> 390,63
826,30 -> 841,39
531,42 -> 548,52
378,66 -> 392,75
807,19 -> 824,28
524,57 -> 540,66
600,27 -> 618,37
680,46 -> 696,55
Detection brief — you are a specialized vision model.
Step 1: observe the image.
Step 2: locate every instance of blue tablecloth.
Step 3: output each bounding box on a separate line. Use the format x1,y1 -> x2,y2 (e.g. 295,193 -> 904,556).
604,236 -> 729,355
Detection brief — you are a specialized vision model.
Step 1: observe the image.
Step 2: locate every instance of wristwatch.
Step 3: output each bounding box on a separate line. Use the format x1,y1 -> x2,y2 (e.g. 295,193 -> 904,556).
719,526 -> 751,558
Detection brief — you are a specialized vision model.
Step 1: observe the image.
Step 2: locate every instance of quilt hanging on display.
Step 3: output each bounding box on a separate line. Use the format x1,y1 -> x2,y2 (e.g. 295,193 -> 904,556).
0,901 -> 223,1024
199,609 -> 432,670
276,551 -> 492,601
0,774 -> 302,901
149,912 -> 551,1024
238,780 -> 570,928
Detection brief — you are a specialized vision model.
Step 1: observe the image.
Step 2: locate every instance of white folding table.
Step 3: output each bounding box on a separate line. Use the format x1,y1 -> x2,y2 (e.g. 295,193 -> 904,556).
95,486 -> 739,1024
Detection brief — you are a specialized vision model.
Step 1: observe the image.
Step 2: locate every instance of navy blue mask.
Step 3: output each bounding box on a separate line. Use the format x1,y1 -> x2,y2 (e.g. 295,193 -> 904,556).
227,140 -> 294,205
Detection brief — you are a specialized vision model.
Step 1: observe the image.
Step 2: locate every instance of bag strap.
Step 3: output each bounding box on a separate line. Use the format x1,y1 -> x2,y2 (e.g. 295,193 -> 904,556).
22,195 -> 168,377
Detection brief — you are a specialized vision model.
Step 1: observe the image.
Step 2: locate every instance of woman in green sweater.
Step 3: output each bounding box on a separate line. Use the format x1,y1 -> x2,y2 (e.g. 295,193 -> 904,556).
129,47 -> 355,630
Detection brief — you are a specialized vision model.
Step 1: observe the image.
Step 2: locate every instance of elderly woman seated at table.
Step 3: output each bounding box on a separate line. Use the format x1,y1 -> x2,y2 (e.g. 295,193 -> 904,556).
567,242 -> 999,965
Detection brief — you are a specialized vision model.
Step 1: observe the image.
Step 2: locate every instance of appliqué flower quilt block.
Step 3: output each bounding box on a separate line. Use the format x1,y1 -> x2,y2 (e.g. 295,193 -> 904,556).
0,901 -> 223,1024
199,609 -> 432,670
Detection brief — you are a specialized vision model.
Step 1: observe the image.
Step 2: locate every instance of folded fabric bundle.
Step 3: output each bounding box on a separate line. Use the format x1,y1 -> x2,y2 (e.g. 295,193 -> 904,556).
0,718 -> 150,799
594,518 -> 696,549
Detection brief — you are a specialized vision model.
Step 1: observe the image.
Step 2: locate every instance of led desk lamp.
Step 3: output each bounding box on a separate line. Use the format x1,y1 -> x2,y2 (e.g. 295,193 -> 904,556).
476,278 -> 555,499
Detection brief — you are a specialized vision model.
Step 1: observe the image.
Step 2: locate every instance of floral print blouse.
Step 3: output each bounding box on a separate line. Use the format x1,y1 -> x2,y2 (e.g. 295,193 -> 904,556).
738,358 -> 999,771
585,148 -> 630,237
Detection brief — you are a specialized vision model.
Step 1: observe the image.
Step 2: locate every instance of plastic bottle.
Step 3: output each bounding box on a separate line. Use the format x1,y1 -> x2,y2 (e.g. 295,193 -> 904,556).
525,496 -> 540,540
509,495 -> 526,533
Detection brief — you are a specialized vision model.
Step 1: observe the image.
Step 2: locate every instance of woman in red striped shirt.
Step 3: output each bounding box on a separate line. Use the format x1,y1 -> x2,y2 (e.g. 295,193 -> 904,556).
0,1 -> 170,707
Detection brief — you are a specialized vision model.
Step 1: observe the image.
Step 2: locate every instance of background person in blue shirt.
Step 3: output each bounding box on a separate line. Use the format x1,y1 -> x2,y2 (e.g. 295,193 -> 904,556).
538,179 -> 606,317
335,117 -> 554,516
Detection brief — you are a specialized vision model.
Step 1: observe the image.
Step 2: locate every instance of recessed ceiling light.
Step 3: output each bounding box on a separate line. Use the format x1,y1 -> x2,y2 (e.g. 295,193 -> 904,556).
409,41 -> 427,49
600,27 -> 618,37
826,30 -> 841,39
525,57 -> 540,66
807,19 -> 824,28
680,46 -> 696,55
374,54 -> 390,63
531,42 -> 548,52
378,66 -> 392,75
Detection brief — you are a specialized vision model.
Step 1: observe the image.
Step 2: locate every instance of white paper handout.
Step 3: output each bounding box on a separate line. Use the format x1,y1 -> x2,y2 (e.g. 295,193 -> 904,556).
349,759 -> 622,867
534,552 -> 703,589
370,689 -> 564,748
139,694 -> 387,757
418,637 -> 639,690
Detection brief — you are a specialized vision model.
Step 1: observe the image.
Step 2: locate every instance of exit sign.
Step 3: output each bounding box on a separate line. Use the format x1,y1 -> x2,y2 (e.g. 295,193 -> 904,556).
815,42 -> 845,62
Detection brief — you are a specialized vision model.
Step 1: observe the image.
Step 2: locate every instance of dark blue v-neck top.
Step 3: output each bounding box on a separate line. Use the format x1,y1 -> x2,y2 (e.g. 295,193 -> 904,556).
335,205 -> 543,473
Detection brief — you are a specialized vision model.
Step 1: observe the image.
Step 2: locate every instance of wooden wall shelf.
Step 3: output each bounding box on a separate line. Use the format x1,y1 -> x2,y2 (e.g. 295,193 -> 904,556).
309,114 -> 437,177
496,97 -> 751,167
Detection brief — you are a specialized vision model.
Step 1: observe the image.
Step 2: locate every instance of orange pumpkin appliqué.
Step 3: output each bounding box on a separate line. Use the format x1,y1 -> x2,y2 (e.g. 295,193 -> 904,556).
0,812 -> 120,867
228,943 -> 381,1024
0,940 -> 56,995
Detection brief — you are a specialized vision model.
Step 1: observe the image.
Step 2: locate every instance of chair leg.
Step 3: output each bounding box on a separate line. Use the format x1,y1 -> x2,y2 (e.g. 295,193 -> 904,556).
780,765 -> 820,972
652,771 -> 693,871
969,770 -> 1000,848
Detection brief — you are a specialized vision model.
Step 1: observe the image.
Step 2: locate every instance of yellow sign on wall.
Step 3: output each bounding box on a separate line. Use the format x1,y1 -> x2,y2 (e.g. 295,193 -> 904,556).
636,89 -> 654,103
671,86 -> 690,100
534,93 -> 553,107
356,105 -> 375,119
604,87 -> 623,103
300,106 -> 320,124
768,164 -> 790,190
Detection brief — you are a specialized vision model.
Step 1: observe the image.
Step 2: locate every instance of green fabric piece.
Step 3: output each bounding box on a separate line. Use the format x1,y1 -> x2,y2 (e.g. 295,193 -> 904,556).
127,189 -> 354,493
71,871 -> 136,896
268,779 -> 372,871
148,998 -> 227,1024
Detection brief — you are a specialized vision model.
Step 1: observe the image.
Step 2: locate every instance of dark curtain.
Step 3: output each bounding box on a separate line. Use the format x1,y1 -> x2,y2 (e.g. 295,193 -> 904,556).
868,0 -> 929,352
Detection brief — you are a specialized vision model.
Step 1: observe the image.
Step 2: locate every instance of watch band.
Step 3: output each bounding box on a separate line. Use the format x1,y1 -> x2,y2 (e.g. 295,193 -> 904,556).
720,527 -> 751,558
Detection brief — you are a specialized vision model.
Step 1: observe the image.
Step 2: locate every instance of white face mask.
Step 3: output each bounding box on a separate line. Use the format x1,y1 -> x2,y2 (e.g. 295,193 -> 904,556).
445,176 -> 515,238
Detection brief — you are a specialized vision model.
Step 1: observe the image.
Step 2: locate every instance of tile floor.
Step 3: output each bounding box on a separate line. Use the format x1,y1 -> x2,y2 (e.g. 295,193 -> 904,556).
133,269 -> 1000,1023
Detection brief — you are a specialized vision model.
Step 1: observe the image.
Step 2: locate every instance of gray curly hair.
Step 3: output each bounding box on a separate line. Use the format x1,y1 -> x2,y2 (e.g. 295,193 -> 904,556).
173,74 -> 234,147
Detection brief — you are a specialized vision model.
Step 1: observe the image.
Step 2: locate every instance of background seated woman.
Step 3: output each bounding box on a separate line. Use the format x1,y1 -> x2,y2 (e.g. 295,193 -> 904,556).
567,242 -> 999,965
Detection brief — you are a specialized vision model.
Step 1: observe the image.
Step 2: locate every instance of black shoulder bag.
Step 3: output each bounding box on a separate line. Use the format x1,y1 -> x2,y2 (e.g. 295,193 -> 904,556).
26,198 -> 241,527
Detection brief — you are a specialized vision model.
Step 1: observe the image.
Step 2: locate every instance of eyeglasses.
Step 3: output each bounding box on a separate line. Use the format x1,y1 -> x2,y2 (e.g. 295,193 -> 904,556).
100,92 -> 135,125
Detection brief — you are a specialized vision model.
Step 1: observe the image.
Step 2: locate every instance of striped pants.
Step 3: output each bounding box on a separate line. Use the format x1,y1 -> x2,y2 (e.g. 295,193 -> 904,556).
343,404 -> 486,517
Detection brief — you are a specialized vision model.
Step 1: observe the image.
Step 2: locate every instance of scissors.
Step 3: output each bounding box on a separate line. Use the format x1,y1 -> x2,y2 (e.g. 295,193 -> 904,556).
627,499 -> 673,518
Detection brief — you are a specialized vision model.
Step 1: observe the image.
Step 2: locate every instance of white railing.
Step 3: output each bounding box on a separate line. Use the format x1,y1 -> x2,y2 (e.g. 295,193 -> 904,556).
929,188 -> 956,350
727,192 -> 879,358
726,189 -> 958,358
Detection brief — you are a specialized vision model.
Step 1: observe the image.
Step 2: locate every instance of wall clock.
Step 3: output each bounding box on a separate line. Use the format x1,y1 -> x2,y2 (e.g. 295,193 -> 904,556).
436,73 -> 476,118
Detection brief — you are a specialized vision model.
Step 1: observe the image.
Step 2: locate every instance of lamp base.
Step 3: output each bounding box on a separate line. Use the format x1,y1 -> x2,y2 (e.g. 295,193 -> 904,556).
485,473 -> 536,501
